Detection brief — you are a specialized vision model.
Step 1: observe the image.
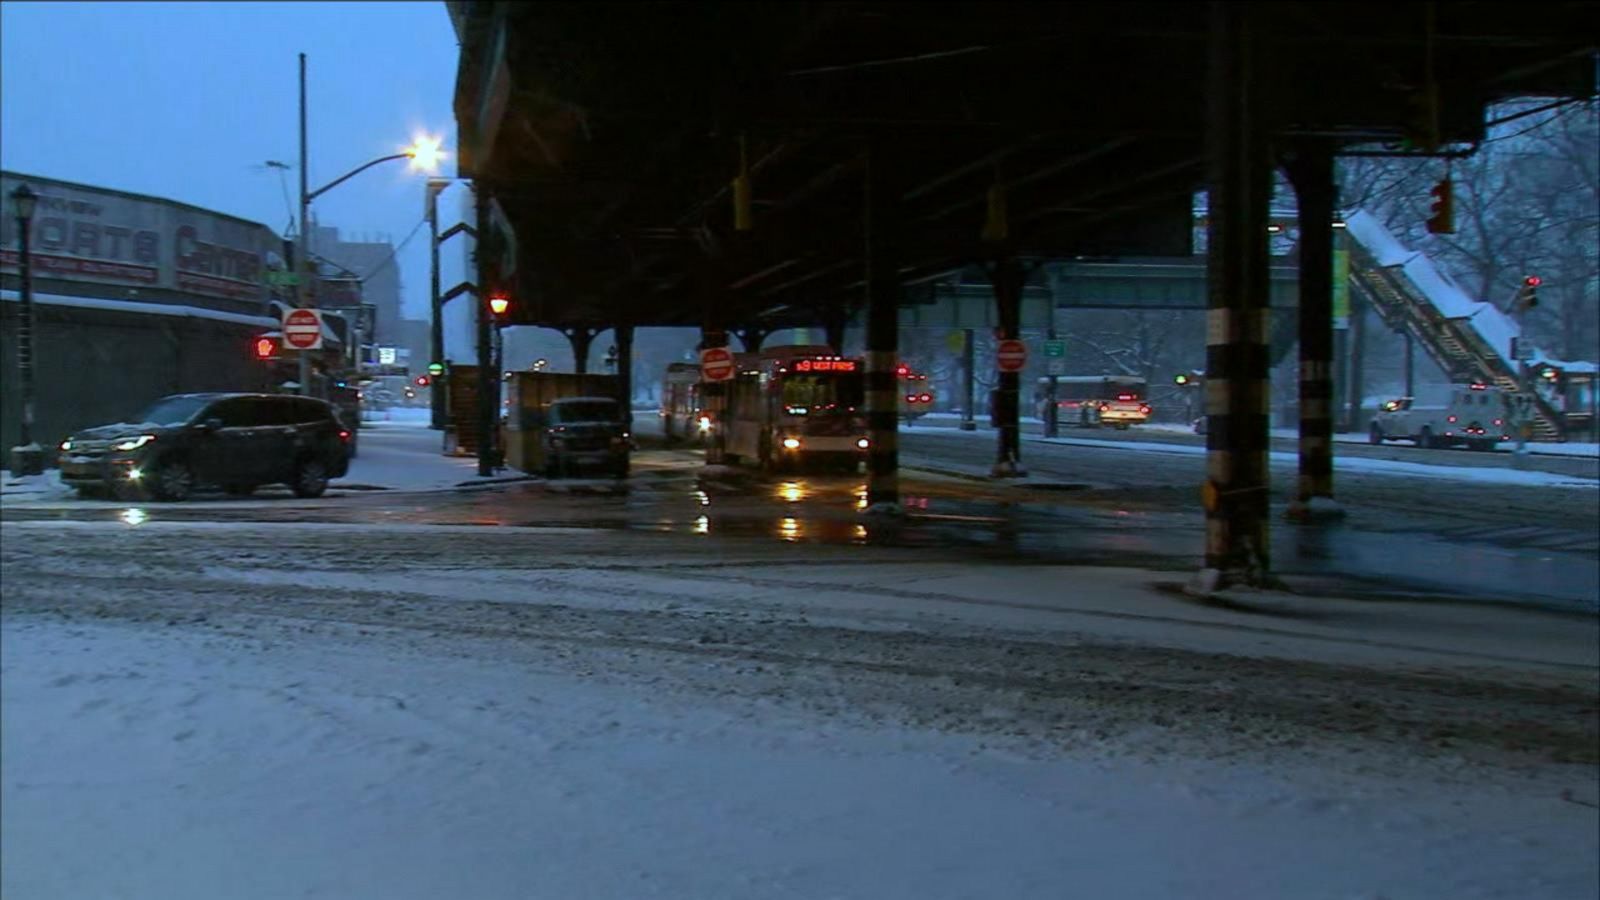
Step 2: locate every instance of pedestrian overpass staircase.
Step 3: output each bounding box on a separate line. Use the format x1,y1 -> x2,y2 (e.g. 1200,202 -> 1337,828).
1343,210 -> 1566,441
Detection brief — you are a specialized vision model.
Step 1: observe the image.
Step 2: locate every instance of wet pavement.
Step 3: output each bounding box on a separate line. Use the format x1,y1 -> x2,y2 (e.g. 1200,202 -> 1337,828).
5,446 -> 1595,613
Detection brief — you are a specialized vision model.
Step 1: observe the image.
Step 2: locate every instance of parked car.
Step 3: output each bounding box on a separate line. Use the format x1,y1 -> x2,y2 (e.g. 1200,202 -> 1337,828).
542,396 -> 631,479
57,392 -> 353,501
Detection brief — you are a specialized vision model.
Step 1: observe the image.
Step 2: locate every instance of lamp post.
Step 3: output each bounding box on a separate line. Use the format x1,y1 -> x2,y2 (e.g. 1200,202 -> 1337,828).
8,183 -> 43,476
294,52 -> 444,397
426,177 -> 452,428
488,294 -> 510,467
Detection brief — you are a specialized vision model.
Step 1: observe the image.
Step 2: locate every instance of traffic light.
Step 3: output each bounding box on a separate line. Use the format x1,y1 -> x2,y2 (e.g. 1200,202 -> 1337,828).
1174,373 -> 1190,386
253,336 -> 278,361
1426,178 -> 1454,234
415,375 -> 430,387
1517,275 -> 1541,311
1540,365 -> 1561,383
427,362 -> 444,377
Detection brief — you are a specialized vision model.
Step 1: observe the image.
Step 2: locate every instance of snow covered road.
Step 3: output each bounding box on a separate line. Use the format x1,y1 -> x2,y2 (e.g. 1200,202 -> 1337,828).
3,521 -> 1596,899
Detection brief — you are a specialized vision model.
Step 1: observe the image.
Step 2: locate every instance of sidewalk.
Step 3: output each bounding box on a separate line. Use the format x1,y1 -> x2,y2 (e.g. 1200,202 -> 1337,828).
335,407 -> 529,492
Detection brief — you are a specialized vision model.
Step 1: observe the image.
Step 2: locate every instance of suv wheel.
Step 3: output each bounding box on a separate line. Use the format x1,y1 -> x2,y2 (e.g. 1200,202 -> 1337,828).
291,458 -> 329,498
150,458 -> 194,502
1418,426 -> 1435,449
1368,422 -> 1384,445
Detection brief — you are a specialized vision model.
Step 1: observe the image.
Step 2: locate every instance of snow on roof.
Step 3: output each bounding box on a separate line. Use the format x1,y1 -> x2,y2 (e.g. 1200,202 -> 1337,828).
1344,209 -> 1529,369
1343,210 -> 1414,266
1,290 -> 277,330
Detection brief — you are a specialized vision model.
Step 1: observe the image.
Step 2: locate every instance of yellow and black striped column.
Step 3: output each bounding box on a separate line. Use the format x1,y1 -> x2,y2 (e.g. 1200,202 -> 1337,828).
863,143 -> 901,510
1200,1 -> 1272,586
1283,144 -> 1339,518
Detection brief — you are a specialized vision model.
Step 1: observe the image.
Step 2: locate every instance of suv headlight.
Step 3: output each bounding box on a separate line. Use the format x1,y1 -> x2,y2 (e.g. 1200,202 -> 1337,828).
113,434 -> 156,451
59,439 -> 73,452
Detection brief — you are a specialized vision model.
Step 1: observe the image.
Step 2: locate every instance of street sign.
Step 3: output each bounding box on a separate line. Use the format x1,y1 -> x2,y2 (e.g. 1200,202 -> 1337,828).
378,347 -> 398,365
1043,339 -> 1065,359
700,346 -> 735,382
1046,359 -> 1066,376
282,308 -> 323,350
996,338 -> 1027,373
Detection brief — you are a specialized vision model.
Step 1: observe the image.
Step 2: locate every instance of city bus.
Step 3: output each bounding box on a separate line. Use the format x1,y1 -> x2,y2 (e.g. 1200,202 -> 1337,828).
724,345 -> 870,473
1033,375 -> 1151,428
659,361 -> 708,443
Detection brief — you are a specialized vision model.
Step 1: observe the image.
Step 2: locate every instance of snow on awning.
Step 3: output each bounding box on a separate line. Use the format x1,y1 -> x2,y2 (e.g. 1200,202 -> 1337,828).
2,290 -> 278,329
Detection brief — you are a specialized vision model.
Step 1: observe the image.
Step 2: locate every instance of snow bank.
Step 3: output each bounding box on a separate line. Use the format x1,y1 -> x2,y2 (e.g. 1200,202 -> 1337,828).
1343,210 -> 1414,267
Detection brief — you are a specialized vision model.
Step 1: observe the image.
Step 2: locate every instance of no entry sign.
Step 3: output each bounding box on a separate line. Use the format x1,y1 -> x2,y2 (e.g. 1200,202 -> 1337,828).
700,346 -> 735,382
996,338 -> 1027,373
282,308 -> 324,350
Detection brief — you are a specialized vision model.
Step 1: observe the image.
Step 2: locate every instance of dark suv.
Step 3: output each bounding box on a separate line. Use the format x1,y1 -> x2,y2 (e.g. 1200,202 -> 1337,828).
57,393 -> 353,501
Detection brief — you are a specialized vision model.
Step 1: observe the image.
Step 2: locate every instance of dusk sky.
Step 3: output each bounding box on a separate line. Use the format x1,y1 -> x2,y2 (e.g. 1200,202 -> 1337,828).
0,0 -> 462,321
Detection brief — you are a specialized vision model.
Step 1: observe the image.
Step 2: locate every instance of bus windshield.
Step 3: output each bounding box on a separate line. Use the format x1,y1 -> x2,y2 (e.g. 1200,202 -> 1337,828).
781,374 -> 864,412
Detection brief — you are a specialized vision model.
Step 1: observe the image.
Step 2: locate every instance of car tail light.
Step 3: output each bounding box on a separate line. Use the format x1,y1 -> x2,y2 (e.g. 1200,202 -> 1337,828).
1139,405 -> 1151,415
1447,415 -> 1457,423
905,394 -> 917,403
339,430 -> 351,441
918,393 -> 931,403
1493,419 -> 1502,426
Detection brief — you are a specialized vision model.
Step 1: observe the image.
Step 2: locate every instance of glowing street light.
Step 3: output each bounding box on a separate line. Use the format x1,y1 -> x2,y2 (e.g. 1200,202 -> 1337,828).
407,134 -> 446,173
488,295 -> 511,317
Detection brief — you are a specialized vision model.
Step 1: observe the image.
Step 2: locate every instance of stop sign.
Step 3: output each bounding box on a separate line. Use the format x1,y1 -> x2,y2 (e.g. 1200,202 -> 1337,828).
996,338 -> 1027,372
282,308 -> 323,350
700,346 -> 735,382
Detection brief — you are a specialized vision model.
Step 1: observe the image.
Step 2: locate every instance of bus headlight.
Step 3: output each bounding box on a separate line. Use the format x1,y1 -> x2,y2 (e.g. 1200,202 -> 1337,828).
697,416 -> 713,433
782,437 -> 802,450
856,438 -> 870,450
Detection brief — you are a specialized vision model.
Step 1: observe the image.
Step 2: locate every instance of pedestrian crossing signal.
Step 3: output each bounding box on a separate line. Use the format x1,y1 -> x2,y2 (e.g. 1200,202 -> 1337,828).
253,336 -> 278,360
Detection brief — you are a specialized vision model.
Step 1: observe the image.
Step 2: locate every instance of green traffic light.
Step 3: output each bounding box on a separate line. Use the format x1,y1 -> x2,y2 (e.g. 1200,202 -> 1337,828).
1174,374 -> 1190,385
428,362 -> 445,376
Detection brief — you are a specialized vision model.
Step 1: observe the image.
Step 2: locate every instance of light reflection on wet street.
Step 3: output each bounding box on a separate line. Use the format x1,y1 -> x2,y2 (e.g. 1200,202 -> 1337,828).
6,452 -> 1594,612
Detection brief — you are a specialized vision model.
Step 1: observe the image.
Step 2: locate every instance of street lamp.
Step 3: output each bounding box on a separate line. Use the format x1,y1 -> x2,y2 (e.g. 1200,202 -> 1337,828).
294,52 -> 445,397
8,183 -> 43,476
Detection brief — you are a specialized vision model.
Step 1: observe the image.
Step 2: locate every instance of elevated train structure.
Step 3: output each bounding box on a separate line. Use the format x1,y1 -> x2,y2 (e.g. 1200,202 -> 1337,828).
447,1 -> 1596,587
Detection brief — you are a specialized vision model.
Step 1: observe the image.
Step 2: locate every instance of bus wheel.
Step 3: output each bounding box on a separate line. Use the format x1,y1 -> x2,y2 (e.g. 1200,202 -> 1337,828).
1418,426 -> 1436,449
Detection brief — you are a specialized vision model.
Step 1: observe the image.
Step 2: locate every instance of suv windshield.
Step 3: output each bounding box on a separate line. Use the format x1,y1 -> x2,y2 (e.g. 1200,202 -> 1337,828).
133,395 -> 214,426
551,401 -> 618,424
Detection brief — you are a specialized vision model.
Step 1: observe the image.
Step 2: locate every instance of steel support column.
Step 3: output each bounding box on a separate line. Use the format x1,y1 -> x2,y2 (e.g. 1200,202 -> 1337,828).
1197,1 -> 1273,589
566,327 -> 597,375
1347,288 -> 1366,432
614,324 -> 634,427
736,326 -> 768,353
863,141 -> 902,511
474,185 -> 497,477
960,328 -> 976,430
823,309 -> 847,356
1283,143 -> 1341,519
988,256 -> 1026,477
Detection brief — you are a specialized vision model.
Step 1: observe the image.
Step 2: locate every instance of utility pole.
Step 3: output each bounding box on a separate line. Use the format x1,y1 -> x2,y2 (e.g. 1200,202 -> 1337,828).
296,52 -> 312,397
427,178 -> 448,429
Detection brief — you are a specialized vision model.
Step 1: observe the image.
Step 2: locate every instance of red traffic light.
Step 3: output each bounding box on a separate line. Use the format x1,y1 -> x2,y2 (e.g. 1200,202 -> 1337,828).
1524,275 -> 1542,287
415,375 -> 430,387
253,336 -> 278,360
1426,178 -> 1454,234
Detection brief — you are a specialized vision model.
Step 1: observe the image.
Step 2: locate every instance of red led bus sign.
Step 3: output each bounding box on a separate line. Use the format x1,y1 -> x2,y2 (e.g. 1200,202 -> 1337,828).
794,358 -> 859,373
